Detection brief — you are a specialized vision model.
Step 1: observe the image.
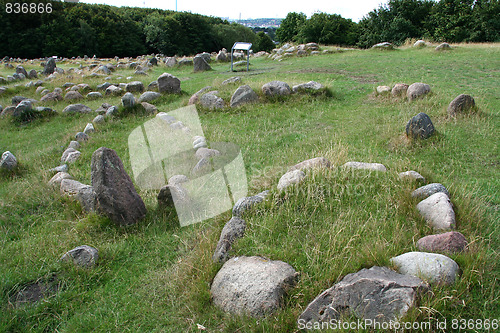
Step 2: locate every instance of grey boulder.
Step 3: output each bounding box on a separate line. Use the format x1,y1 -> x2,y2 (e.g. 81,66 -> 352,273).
229,85 -> 258,107
342,161 -> 387,172
406,112 -> 435,139
212,216 -> 247,263
232,190 -> 269,217
211,256 -> 299,316
91,147 -> 146,226
416,231 -> 468,254
299,266 -> 428,325
412,183 -> 449,199
407,83 -> 431,101
157,73 -> 181,94
262,81 -> 291,96
447,94 -> 475,116
277,169 -> 306,191
0,151 -> 18,170
62,104 -> 92,114
416,192 -> 456,230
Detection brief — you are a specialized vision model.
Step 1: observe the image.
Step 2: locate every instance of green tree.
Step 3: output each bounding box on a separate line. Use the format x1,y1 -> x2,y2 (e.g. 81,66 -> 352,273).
255,31 -> 275,52
297,12 -> 358,46
469,0 -> 500,42
211,23 -> 257,51
276,12 -> 306,42
430,0 -> 475,42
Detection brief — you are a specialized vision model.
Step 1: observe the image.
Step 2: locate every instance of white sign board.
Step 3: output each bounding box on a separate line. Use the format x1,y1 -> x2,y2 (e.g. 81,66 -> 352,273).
232,42 -> 252,51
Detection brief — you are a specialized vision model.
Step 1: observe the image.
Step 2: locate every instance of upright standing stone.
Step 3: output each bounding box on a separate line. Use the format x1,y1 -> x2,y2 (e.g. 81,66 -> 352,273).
447,94 -> 476,116
406,112 -> 435,139
193,55 -> 212,72
91,147 -> 146,226
407,83 -> 431,101
0,151 -> 17,170
43,58 -> 56,75
157,73 -> 181,94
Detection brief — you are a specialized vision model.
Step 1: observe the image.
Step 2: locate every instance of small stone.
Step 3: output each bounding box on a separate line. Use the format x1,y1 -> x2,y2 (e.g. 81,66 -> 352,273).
126,81 -> 144,93
68,141 -> 80,150
407,83 -> 431,101
398,170 -> 425,183
62,104 -> 92,114
138,91 -> 161,103
0,151 -> 18,170
106,106 -> 119,117
391,83 -> 409,96
416,192 -> 456,230
417,231 -> 468,254
414,40 -> 427,48
406,112 -> 435,139
232,190 -> 269,217
60,179 -> 89,196
292,81 -> 325,93
48,172 -> 73,186
64,91 -> 83,100
222,76 -> 241,85
372,42 -> 394,50
157,184 -> 190,208
61,148 -> 81,164
141,102 -> 157,114
277,169 -> 306,191
49,164 -> 68,173
447,94 -> 475,116
60,245 -> 98,268
121,92 -> 136,108
262,81 -> 291,96
105,85 -> 122,96
200,92 -> 225,110
213,216 -> 246,263
390,251 -> 459,285
412,183 -> 449,199
230,85 -> 258,107
195,147 -> 221,160
435,43 -> 451,51
83,123 -> 94,134
93,115 -> 105,124
75,132 -> 89,143
288,157 -> 332,172
86,92 -> 103,100
168,174 -> 189,185
342,161 -> 387,172
376,86 -> 391,95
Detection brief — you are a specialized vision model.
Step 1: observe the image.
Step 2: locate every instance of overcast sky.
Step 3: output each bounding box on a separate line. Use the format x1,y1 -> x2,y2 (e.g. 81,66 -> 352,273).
80,0 -> 387,22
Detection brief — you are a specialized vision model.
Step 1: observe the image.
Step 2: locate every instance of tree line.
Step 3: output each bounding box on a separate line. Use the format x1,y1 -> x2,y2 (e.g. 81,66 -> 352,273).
277,0 -> 499,48
0,0 -> 275,58
0,0 -> 498,59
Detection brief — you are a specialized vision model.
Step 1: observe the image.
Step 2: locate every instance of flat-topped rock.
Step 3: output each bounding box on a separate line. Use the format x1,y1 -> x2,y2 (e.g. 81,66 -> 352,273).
289,157 -> 332,172
277,169 -> 306,191
342,161 -> 387,172
299,266 -> 428,325
262,81 -> 291,96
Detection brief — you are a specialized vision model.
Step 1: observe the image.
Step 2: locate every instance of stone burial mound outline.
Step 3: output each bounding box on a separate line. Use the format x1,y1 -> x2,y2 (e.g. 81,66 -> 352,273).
128,104 -> 248,227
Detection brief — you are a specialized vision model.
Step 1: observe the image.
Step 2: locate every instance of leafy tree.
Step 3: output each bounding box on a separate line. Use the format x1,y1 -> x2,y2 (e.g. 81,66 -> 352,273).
276,12 -> 306,43
297,12 -> 358,46
430,0 -> 475,42
211,23 -> 257,51
469,0 -> 500,42
255,31 -> 275,52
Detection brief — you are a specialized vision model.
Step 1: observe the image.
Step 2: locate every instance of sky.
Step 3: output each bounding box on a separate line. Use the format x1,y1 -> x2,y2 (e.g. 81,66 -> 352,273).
80,0 -> 387,22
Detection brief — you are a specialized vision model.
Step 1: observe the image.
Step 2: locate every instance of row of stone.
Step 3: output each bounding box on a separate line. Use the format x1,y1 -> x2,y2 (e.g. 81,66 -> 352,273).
191,79 -> 326,110
209,157 -> 467,322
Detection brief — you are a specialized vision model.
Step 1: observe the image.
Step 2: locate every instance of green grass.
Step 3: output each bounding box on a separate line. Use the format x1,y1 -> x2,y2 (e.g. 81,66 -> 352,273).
0,44 -> 499,332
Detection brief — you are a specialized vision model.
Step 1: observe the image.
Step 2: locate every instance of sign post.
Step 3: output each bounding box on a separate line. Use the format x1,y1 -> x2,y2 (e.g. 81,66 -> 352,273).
231,42 -> 252,72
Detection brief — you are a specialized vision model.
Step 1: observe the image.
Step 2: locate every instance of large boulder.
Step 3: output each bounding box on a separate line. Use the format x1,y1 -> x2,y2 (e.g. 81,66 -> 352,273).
417,231 -> 468,254
164,57 -> 177,67
435,42 -> 451,51
211,256 -> 299,316
193,55 -> 212,72
229,85 -> 258,107
15,65 -> 28,77
390,251 -> 459,285
298,266 -> 428,325
157,73 -> 181,94
407,82 -> 431,101
64,91 -> 83,101
262,81 -> 291,96
212,216 -> 246,263
91,147 -> 147,226
405,112 -> 435,139
13,100 -> 33,117
447,94 -> 475,116
416,192 -> 456,230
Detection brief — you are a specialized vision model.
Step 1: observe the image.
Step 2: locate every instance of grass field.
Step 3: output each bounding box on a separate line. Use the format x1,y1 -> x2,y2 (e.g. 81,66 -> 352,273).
0,43 -> 499,332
